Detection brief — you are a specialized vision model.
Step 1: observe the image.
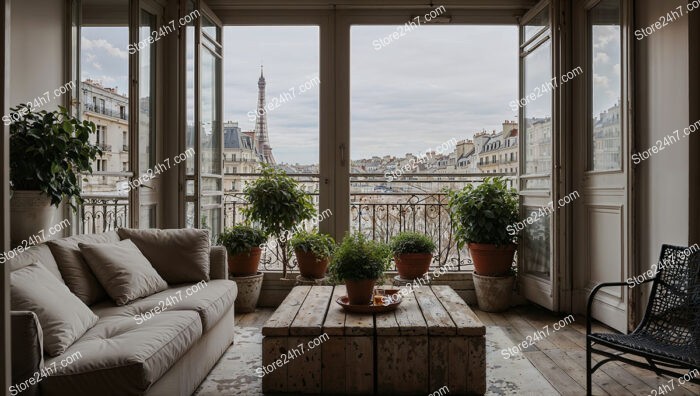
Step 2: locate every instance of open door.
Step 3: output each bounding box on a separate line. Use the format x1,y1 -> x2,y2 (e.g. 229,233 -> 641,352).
572,0 -> 631,333
182,0 -> 223,239
517,0 -> 561,311
131,0 -> 165,229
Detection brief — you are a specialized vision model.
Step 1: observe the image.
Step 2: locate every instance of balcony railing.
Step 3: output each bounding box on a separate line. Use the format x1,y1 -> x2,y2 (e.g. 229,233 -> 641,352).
224,172 -> 516,273
76,171 -> 517,274
77,172 -> 131,234
84,103 -> 128,121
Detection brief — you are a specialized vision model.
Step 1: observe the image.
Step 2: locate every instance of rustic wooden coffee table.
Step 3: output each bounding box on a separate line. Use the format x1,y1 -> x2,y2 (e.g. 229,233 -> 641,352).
261,285 -> 486,395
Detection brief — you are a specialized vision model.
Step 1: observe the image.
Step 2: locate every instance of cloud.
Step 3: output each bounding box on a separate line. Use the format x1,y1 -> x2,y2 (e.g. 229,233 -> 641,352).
81,37 -> 128,59
224,25 -> 518,164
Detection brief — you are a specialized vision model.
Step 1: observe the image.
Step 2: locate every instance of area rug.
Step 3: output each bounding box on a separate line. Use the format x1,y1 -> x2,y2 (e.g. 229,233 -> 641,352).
194,324 -> 556,395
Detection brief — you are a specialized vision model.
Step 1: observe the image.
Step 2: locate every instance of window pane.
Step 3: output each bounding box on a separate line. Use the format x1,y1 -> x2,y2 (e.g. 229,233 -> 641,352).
139,10 -> 157,171
78,0 -> 130,233
523,39 -> 552,178
201,47 -> 221,175
589,0 -> 621,171
185,0 -> 196,176
521,206 -> 551,278
524,8 -> 549,43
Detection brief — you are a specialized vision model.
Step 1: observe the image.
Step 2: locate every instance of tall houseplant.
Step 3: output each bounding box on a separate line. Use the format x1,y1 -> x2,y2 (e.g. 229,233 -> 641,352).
329,233 -> 391,305
242,165 -> 315,277
448,177 -> 518,312
9,105 -> 101,244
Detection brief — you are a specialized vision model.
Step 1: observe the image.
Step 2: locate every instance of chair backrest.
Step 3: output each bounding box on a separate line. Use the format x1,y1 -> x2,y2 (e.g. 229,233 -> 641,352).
639,244 -> 700,346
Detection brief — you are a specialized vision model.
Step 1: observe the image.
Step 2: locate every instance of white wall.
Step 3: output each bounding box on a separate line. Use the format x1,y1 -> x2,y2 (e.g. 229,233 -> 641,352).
9,0 -> 66,110
635,0 -> 693,271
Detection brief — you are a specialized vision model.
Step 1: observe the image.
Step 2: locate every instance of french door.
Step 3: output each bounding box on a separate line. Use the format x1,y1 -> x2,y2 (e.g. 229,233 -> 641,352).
131,0 -> 165,229
572,0 -> 632,332
517,0 -> 562,311
182,0 -> 223,238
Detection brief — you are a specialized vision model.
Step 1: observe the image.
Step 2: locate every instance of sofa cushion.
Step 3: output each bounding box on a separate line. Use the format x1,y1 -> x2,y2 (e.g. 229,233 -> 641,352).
117,228 -> 211,283
11,263 -> 98,357
91,280 -> 237,332
41,310 -> 202,396
5,244 -> 63,281
79,239 -> 168,306
47,232 -> 121,305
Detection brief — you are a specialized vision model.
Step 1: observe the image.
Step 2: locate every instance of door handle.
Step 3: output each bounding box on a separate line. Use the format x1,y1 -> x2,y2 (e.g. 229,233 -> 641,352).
339,144 -> 346,167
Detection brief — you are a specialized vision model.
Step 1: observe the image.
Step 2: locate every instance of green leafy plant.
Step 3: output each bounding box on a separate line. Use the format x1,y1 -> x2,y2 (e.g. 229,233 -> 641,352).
242,165 -> 316,276
290,230 -> 336,259
9,104 -> 102,209
389,231 -> 436,255
448,177 -> 519,247
216,225 -> 267,256
328,233 -> 391,282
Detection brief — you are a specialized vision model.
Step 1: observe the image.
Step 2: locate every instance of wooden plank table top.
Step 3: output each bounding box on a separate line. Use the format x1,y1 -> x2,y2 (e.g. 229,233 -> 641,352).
262,284 -> 485,336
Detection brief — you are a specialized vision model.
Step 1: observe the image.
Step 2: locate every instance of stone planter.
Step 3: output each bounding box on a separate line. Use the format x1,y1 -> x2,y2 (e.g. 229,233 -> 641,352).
231,272 -> 264,313
472,273 -> 515,312
10,191 -> 62,246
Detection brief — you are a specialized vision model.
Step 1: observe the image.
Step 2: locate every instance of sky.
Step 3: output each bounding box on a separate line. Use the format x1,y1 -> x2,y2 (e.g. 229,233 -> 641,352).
81,24 -> 627,165
224,25 -> 519,164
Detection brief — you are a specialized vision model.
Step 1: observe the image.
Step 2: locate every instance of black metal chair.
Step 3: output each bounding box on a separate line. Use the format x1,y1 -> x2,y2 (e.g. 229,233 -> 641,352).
586,244 -> 700,395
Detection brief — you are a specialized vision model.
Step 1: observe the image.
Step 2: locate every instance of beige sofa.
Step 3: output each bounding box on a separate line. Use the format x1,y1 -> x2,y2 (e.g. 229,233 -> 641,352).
9,231 -> 237,396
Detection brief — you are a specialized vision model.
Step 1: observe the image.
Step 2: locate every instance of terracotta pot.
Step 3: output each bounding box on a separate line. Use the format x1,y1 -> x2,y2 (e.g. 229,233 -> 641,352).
228,247 -> 262,276
394,253 -> 432,280
468,243 -> 516,276
345,278 -> 376,305
295,249 -> 329,279
473,273 -> 515,312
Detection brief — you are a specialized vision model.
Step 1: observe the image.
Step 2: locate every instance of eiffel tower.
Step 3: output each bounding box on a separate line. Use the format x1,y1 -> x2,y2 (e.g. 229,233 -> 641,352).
254,65 -> 275,164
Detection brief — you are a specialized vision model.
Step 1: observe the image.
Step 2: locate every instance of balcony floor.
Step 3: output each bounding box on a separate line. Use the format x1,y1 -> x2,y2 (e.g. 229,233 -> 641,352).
195,305 -> 700,395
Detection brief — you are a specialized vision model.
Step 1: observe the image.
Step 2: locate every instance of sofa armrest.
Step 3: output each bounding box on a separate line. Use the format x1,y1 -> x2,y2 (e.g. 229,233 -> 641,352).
11,311 -> 43,396
210,246 -> 229,280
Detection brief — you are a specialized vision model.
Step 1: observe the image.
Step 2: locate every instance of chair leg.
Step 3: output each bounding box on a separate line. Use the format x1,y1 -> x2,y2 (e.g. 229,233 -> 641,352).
586,339 -> 593,396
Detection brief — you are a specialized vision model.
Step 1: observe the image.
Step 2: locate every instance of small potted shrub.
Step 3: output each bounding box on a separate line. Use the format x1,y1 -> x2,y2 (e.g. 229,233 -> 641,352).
448,177 -> 518,312
329,233 -> 391,305
242,165 -> 315,278
290,230 -> 336,279
448,177 -> 518,276
217,225 -> 267,276
390,231 -> 436,280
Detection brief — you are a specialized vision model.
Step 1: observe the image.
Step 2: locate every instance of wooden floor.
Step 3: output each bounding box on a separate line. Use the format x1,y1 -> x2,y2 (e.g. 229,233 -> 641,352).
236,304 -> 699,395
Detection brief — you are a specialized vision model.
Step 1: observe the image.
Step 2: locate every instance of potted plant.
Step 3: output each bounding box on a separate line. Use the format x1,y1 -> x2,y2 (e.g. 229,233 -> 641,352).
217,225 -> 267,276
329,233 -> 391,305
9,104 -> 101,245
389,231 -> 436,280
290,230 -> 336,279
242,165 -> 315,278
216,225 -> 268,313
448,177 -> 518,312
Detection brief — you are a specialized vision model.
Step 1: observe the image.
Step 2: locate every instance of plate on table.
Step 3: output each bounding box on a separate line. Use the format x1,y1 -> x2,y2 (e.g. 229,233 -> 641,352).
336,288 -> 403,313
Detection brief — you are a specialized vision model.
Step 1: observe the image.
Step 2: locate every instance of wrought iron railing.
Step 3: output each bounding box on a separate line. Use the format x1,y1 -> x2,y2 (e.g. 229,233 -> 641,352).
77,172 -> 131,234
223,172 -> 516,273
78,195 -> 129,234
76,171 -> 517,274
84,103 -> 128,121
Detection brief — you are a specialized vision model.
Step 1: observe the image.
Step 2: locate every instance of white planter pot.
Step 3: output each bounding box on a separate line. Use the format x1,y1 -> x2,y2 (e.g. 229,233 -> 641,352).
10,191 -> 63,247
231,272 -> 264,313
472,273 -> 515,313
